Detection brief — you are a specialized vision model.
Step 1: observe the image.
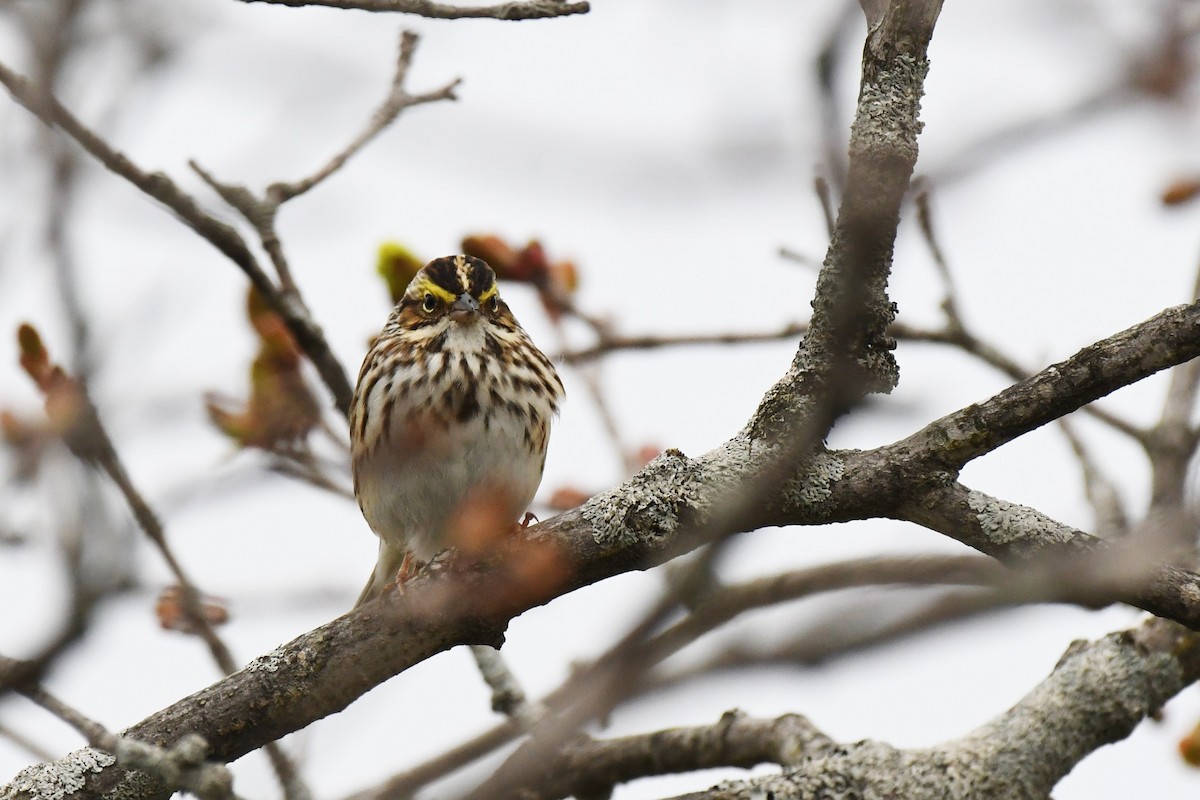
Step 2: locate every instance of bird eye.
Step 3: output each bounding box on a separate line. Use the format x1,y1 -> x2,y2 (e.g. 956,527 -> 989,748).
422,293 -> 437,313
488,295 -> 500,313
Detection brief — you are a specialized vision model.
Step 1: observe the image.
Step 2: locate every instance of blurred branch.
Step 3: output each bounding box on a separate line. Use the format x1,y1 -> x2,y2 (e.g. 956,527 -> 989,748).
924,3 -> 1200,188
0,58 -> 356,416
23,0 -> 93,380
12,332 -> 311,800
342,718 -> 525,800
557,323 -> 809,364
813,175 -> 837,238
270,455 -> 355,499
0,719 -> 57,764
924,88 -> 1127,188
652,540 -> 1172,689
912,183 -> 1132,535
880,303 -> 1200,472
813,0 -> 858,195
468,645 -> 537,721
647,555 -> 1001,658
235,0 -> 590,20
655,588 -> 1006,687
1143,260 -> 1200,516
345,554 -> 997,799
545,313 -> 637,474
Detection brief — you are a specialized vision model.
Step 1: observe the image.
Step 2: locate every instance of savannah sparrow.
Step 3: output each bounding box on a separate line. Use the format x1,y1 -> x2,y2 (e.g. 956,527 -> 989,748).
350,254 -> 564,606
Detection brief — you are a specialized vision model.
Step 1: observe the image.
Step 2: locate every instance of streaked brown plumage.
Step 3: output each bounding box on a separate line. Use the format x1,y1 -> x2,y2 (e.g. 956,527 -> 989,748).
350,255 -> 563,606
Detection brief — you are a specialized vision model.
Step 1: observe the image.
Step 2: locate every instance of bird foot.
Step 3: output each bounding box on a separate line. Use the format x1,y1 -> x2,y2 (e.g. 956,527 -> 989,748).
382,551 -> 421,597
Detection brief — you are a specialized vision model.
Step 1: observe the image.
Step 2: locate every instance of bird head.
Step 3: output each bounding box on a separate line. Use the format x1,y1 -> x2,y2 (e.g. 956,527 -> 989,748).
402,254 -> 504,327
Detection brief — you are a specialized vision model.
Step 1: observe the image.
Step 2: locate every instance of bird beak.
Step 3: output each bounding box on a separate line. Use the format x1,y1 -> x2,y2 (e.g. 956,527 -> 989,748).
449,293 -> 481,323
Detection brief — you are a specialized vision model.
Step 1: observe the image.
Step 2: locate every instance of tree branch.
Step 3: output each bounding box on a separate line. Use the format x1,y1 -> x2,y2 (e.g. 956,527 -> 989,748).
0,58 -> 356,416
525,710 -> 834,800
662,617 -> 1200,800
234,0 -> 590,19
881,302 -> 1200,473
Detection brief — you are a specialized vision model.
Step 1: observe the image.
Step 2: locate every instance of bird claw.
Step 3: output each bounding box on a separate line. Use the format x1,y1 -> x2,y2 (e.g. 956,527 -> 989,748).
382,552 -> 419,597
519,511 -> 539,529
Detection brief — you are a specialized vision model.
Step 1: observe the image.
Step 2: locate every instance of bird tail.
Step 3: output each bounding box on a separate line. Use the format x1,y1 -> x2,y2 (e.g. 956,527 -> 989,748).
354,541 -> 409,608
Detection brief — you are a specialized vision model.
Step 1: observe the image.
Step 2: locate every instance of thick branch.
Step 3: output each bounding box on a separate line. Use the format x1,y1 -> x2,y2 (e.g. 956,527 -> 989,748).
885,301 -> 1200,472
525,710 -> 834,800
789,0 -> 944,406
899,481 -> 1200,629
666,617 -> 1200,800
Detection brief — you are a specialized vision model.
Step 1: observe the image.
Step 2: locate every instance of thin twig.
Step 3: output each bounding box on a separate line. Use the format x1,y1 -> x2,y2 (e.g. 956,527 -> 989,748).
814,174 -> 836,239
236,0 -> 589,20
657,588 -> 1007,687
1142,256 -> 1200,514
912,180 -> 1141,525
342,718 -> 525,800
96,428 -> 312,800
558,323 -> 809,364
14,341 -> 313,800
547,315 -> 636,473
0,720 -> 58,764
269,32 -> 460,205
778,246 -> 823,269
11,675 -> 243,800
269,457 -> 356,499
812,0 -> 858,195
0,57 -> 356,415
190,30 -> 458,295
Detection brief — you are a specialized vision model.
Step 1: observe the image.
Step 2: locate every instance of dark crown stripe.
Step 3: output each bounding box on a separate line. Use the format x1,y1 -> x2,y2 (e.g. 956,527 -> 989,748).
422,254 -> 497,298
423,257 -> 466,294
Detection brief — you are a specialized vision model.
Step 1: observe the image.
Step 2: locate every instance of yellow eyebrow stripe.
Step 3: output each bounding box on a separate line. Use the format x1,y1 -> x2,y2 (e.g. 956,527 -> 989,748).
479,283 -> 498,302
417,277 -> 457,304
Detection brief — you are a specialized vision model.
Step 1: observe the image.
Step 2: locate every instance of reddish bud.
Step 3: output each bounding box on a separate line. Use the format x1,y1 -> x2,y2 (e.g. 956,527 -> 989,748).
462,234 -> 518,273
209,290 -> 321,450
507,240 -> 551,284
155,586 -> 230,634
1181,726 -> 1200,767
549,260 -> 580,294
16,324 -> 51,387
634,444 -> 663,468
446,486 -> 518,558
0,410 -> 50,481
547,486 -> 591,510
1162,178 -> 1200,207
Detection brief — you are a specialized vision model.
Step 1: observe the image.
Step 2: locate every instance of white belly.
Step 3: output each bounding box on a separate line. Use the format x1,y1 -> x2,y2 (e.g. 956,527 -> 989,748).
356,401 -> 547,559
